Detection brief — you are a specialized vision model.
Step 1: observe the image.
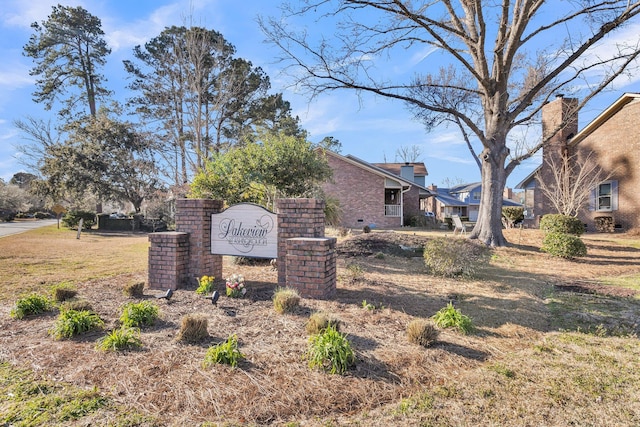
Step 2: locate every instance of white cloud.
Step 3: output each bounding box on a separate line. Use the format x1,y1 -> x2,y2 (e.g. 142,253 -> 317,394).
0,64 -> 33,88
1,0 -> 86,28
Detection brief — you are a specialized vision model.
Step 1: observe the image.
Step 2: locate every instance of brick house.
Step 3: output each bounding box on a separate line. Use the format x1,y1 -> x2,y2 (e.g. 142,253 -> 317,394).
320,149 -> 433,228
517,93 -> 640,231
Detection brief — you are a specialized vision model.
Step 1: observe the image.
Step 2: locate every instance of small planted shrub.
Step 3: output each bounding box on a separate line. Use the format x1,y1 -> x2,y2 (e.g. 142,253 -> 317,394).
539,214 -> 585,236
119,301 -> 159,328
423,237 -> 487,277
406,319 -> 439,347
273,287 -> 301,314
541,232 -> 588,259
307,325 -> 355,375
361,300 -> 384,311
177,314 -> 209,343
196,275 -> 215,295
123,281 -> 145,298
306,312 -> 341,335
432,302 -> 474,335
362,225 -> 371,234
50,282 -> 77,302
50,309 -> 104,340
202,334 -> 244,368
10,293 -> 53,319
344,263 -> 364,282
96,327 -> 142,352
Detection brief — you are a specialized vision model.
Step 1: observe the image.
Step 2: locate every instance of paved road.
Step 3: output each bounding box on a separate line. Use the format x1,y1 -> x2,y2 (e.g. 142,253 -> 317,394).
0,219 -> 58,238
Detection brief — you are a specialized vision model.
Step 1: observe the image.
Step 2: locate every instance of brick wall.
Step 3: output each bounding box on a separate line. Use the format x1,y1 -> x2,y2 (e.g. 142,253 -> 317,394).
148,232 -> 189,290
323,154 -> 400,228
574,100 -> 640,231
175,198 -> 224,286
285,237 -> 337,299
276,198 -> 325,287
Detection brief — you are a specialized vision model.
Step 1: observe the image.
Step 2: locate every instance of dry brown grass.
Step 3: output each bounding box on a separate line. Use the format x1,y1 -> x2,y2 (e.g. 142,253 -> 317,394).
1,225 -> 639,426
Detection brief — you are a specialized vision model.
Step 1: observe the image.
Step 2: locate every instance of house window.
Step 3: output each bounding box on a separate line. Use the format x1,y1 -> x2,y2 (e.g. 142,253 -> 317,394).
593,180 -> 618,212
472,191 -> 480,201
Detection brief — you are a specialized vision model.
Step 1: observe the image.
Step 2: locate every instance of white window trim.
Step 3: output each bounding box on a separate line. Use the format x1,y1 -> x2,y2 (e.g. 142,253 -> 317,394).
596,180 -> 613,212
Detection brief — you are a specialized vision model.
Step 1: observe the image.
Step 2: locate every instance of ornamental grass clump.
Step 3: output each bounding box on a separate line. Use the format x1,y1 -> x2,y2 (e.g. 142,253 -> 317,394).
307,325 -> 355,375
96,327 -> 142,352
406,318 -> 439,347
10,293 -> 53,319
202,334 -> 244,368
423,237 -> 486,277
50,282 -> 77,302
196,275 -> 215,295
432,302 -> 474,335
176,314 -> 209,343
50,309 -> 104,340
119,301 -> 159,328
273,287 -> 300,314
306,312 -> 341,335
123,281 -> 145,298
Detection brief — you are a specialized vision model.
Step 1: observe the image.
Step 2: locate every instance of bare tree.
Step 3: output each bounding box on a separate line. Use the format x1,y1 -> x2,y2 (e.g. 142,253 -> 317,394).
537,150 -> 609,217
395,145 -> 423,163
261,1 -> 640,246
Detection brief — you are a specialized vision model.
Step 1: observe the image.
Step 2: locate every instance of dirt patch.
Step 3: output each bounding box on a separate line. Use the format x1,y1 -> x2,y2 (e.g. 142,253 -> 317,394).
554,281 -> 638,298
336,231 -> 429,257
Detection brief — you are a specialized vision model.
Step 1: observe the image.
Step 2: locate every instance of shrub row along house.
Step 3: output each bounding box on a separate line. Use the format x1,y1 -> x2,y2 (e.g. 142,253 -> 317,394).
517,93 -> 640,232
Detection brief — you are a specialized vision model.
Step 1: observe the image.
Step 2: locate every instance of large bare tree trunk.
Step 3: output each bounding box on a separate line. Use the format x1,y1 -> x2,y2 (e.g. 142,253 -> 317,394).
471,145 -> 509,247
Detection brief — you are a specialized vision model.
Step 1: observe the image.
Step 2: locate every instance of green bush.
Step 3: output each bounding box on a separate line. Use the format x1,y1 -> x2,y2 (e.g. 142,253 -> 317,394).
539,214 -> 584,236
363,225 -> 371,233
10,293 -> 53,319
61,210 -> 96,230
541,232 -> 588,259
273,287 -> 301,314
96,327 -> 143,352
203,335 -> 245,368
307,325 -> 355,375
196,275 -> 215,295
423,237 -> 487,277
502,207 -> 524,228
34,212 -> 51,219
119,301 -> 159,328
50,309 -> 104,340
432,302 -> 474,335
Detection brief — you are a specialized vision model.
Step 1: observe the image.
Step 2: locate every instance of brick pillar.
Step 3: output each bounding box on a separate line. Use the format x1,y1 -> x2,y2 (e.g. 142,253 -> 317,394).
276,198 -> 325,287
286,237 -> 336,299
148,232 -> 189,290
175,199 -> 224,286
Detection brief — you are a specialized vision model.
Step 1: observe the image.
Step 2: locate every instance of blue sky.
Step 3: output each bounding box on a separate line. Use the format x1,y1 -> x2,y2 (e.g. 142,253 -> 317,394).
1,0 -> 640,189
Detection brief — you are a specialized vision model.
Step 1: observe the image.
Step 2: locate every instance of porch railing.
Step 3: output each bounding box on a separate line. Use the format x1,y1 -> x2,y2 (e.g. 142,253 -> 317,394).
384,204 -> 401,217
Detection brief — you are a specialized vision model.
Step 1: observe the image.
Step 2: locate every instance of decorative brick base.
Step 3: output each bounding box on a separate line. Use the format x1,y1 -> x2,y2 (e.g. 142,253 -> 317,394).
148,232 -> 189,290
285,237 -> 336,299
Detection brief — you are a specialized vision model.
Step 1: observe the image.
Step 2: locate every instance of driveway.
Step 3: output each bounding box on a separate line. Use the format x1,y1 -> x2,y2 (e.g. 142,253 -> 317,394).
0,219 -> 58,238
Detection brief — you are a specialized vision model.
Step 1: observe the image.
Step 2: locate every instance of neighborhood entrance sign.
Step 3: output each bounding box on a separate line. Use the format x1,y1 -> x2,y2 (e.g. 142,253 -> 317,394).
211,203 -> 277,258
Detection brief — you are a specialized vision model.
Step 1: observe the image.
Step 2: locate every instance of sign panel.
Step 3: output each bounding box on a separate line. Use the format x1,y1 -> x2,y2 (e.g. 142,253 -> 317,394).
211,203 -> 277,258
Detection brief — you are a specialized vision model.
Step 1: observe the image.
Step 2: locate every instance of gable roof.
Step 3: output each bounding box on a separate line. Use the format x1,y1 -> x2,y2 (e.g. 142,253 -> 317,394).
371,162 -> 428,176
569,92 -> 640,146
435,183 -> 522,207
319,149 -> 434,194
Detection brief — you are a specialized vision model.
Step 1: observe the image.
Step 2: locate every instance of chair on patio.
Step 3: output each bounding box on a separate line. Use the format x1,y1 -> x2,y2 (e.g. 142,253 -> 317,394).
451,214 -> 467,235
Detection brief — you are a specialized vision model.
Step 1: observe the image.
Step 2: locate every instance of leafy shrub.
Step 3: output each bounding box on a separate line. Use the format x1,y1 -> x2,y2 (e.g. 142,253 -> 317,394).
96,327 -> 142,352
119,301 -> 159,328
10,293 -> 53,319
306,312 -> 341,335
432,302 -> 474,335
539,214 -> 584,236
123,281 -> 145,298
423,237 -> 487,277
50,309 -> 104,340
502,206 -> 524,228
203,335 -> 244,368
273,287 -> 301,314
0,210 -> 16,222
176,314 -> 209,343
50,282 -> 77,302
61,210 -> 96,230
363,225 -> 371,233
374,251 -> 385,259
541,232 -> 587,259
307,325 -> 355,375
196,275 -> 215,295
361,300 -> 384,310
34,212 -> 51,219
406,319 -> 439,347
